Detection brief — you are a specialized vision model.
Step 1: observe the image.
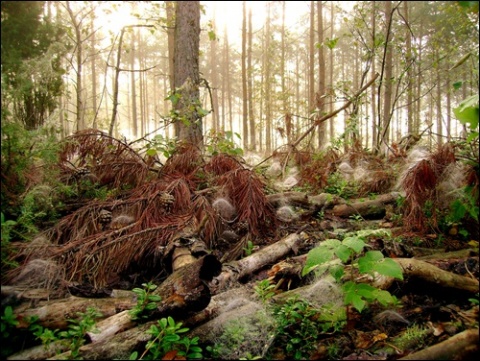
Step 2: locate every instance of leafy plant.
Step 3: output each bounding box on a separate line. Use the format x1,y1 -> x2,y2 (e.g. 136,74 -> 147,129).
130,282 -> 162,321
207,308 -> 275,360
57,307 -> 103,359
205,130 -> 244,157
132,316 -> 202,360
1,306 -> 19,339
254,279 -> 276,303
243,240 -> 255,256
392,324 -> 430,351
1,212 -> 19,272
144,133 -> 178,160
272,297 -> 345,360
324,172 -> 359,198
453,94 -> 479,142
302,229 -> 403,312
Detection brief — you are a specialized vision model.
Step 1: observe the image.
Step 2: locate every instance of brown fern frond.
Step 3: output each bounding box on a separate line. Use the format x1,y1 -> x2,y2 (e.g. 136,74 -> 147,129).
59,129 -> 149,188
191,195 -> 220,247
299,148 -> 339,192
218,169 -> 276,237
161,142 -> 204,176
430,143 -> 456,177
205,153 -> 244,176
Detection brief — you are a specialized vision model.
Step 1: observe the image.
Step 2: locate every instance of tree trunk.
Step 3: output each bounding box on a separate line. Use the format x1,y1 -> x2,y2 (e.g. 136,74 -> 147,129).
317,0 -> 326,149
173,1 -> 202,146
65,1 -> 85,132
241,1 -> 248,149
264,2 -> 272,153
130,29 -> 138,138
309,1 -> 315,113
247,7 -> 255,150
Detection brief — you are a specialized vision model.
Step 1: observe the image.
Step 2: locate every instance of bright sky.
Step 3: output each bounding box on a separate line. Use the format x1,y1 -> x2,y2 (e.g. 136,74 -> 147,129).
203,1 -> 310,45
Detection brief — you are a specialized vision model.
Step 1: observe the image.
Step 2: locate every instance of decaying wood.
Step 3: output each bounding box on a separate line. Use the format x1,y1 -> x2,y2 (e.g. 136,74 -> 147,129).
267,252 -> 479,294
210,231 -> 310,295
84,254 -> 222,344
7,339 -> 71,360
398,328 -> 479,360
48,321 -> 156,360
392,258 -> 479,293
326,192 -> 403,218
14,293 -> 137,330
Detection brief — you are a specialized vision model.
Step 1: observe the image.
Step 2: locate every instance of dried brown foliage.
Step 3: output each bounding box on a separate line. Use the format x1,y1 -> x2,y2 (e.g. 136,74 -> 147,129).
401,144 -> 456,233
204,153 -> 243,176
299,148 -> 340,192
6,132 -> 283,289
59,129 -> 149,189
217,168 -> 277,237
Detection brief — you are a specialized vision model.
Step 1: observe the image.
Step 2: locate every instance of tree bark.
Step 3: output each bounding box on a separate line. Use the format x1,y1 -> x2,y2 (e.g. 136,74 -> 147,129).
210,231 -> 309,295
398,328 -> 479,360
173,1 -> 202,146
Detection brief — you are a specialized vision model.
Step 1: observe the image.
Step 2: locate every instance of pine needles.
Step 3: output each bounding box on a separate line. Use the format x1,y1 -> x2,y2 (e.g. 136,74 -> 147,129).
401,144 -> 456,233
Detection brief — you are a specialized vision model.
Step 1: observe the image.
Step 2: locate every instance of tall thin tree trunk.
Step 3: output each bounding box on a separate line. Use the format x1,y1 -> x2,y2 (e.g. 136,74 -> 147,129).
264,2 -> 272,153
405,1 -> 414,135
309,1 -> 315,113
209,13 -> 218,133
435,52 -> 443,145
317,0 -> 326,149
378,0 -> 393,153
90,6 -> 98,129
241,1 -> 248,149
166,1 -> 176,137
130,29 -> 138,138
247,7 -> 255,151
329,2 -> 335,142
371,3 -> 377,149
66,1 -> 85,131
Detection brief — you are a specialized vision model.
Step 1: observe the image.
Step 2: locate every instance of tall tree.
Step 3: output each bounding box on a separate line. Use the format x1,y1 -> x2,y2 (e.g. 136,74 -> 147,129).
173,1 -> 202,146
317,0 -> 327,149
377,0 -> 394,153
1,1 -> 64,129
241,1 -> 248,149
264,2 -> 272,153
247,6 -> 256,150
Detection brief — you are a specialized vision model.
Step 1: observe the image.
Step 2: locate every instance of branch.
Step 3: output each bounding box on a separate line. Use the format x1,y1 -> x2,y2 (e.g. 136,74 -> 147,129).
292,72 -> 380,148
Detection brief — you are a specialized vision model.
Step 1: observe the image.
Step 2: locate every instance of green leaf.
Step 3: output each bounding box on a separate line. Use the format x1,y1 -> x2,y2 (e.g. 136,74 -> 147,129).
453,81 -> 463,90
163,334 -> 181,342
373,289 -> 397,306
358,251 -> 403,280
373,258 -> 404,280
453,94 -> 479,129
334,244 -> 353,263
342,236 -> 365,253
330,264 -> 344,282
148,295 -> 162,302
302,245 -> 335,276
146,148 -> 157,157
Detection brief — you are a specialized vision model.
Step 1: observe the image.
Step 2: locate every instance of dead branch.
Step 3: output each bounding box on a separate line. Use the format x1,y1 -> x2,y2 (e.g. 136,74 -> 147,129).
210,231 -> 310,295
398,328 -> 479,360
327,191 -> 403,218
14,293 -> 136,330
84,255 -> 221,344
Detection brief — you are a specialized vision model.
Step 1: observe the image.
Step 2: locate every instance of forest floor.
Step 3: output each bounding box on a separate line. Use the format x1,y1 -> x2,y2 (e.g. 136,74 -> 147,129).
1,130 -> 479,360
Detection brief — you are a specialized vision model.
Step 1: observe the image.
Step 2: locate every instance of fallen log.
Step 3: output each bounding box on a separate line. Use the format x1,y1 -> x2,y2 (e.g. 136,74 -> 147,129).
14,292 -> 137,330
48,320 -> 156,360
327,192 -> 403,218
267,253 -> 479,294
85,254 -> 221,344
209,231 -> 310,295
398,328 -> 479,360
